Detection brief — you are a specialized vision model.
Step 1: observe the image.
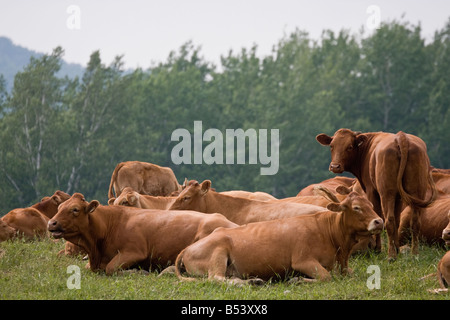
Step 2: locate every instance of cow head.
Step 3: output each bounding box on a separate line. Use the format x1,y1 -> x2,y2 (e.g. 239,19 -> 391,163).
47,193 -> 99,241
316,129 -> 367,174
113,187 -> 139,207
443,210 -> 450,246
169,180 -> 211,212
326,187 -> 383,236
0,219 -> 15,242
35,190 -> 71,219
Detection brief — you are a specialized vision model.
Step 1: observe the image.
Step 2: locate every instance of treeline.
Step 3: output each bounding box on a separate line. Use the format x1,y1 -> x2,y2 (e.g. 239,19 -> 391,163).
1,20 -> 449,213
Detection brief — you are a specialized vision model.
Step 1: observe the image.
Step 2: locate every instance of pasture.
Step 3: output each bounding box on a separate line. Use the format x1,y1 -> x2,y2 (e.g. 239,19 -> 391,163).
0,233 -> 447,300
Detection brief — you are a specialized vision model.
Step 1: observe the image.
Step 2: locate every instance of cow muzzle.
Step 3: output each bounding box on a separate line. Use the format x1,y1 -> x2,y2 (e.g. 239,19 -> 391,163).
368,218 -> 384,234
443,228 -> 450,246
329,162 -> 344,173
47,220 -> 64,239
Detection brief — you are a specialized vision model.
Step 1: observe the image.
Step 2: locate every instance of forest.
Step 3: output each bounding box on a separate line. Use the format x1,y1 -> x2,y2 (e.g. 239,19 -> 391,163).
0,19 -> 449,213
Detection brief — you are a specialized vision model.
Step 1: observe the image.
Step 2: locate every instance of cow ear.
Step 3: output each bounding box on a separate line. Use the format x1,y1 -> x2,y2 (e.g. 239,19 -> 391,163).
200,180 -> 211,195
127,194 -> 137,205
355,134 -> 367,148
327,202 -> 344,212
107,198 -> 116,205
336,185 -> 351,195
316,134 -> 333,146
51,194 -> 63,205
86,200 -> 100,214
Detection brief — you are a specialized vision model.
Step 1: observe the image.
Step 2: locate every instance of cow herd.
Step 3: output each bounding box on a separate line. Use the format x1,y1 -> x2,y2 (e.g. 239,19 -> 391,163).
1,129 -> 449,293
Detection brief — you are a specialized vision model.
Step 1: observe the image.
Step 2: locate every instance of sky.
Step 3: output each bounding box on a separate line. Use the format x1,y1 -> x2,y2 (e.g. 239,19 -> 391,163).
1,0 -> 449,69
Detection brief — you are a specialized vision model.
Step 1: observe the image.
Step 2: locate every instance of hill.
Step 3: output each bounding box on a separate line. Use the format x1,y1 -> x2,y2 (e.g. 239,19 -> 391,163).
0,36 -> 84,92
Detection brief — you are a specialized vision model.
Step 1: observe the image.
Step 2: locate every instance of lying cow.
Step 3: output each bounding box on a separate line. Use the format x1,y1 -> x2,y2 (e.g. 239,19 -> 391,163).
436,251 -> 450,293
32,190 -> 71,219
175,191 -> 383,284
0,219 -> 15,242
2,208 -> 49,240
296,176 -> 356,197
169,180 -> 326,225
432,168 -> 450,195
1,190 -> 70,240
425,219 -> 450,293
109,187 -> 176,209
47,193 -> 237,275
108,161 -> 181,199
220,190 -> 277,201
398,196 -> 450,246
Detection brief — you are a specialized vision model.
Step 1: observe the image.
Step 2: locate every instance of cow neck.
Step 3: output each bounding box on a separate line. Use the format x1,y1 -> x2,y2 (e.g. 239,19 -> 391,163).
83,206 -> 115,267
205,192 -> 251,224
349,133 -> 376,192
322,211 -> 356,260
31,200 -> 56,219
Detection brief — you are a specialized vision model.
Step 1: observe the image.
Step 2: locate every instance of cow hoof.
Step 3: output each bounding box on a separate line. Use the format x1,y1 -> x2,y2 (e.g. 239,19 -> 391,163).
387,256 -> 397,263
247,278 -> 265,286
158,266 -> 176,277
288,277 -> 317,284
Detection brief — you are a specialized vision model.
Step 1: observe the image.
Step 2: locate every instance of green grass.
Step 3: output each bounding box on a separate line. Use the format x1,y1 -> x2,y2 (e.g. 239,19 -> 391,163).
0,233 -> 448,300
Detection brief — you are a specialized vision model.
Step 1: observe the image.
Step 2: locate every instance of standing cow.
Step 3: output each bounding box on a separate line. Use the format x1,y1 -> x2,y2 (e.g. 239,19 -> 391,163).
316,128 -> 436,260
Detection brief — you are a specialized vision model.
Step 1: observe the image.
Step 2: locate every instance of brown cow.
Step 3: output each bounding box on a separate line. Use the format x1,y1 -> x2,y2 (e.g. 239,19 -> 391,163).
444,211 -> 450,246
175,191 -> 383,284
32,190 -> 71,219
432,168 -> 450,195
316,129 -> 436,260
278,185 -> 345,207
435,217 -> 450,292
423,218 -> 450,293
2,208 -> 49,240
220,190 -> 277,201
296,176 -> 355,197
169,180 -> 327,225
108,161 -> 181,199
47,193 -> 237,275
1,190 -> 70,240
110,187 -> 176,209
399,196 -> 450,246
0,219 -> 15,242
436,251 -> 450,293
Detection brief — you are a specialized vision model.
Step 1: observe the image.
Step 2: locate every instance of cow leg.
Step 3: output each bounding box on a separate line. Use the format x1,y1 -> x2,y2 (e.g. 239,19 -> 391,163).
208,246 -> 234,281
291,260 -> 331,281
409,206 -> 423,255
366,188 -> 383,252
105,251 -> 146,275
380,195 -> 398,260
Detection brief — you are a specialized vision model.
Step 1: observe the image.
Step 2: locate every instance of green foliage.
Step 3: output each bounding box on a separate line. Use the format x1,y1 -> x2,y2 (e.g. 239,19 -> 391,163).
0,20 -> 449,212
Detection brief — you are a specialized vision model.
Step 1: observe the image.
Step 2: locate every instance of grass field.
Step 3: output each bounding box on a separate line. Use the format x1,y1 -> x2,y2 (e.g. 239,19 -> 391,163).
0,233 -> 448,300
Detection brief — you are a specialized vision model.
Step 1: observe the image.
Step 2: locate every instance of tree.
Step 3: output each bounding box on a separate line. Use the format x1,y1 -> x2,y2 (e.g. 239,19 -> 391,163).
357,21 -> 429,133
0,47 -> 65,206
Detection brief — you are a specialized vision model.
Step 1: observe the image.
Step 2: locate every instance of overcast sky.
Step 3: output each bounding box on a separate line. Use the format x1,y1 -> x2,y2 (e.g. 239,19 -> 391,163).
1,1 -> 449,69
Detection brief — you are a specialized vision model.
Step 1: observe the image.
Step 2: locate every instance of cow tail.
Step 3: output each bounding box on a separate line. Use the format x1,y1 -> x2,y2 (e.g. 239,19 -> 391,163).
108,162 -> 124,199
395,132 -> 436,208
175,249 -> 196,282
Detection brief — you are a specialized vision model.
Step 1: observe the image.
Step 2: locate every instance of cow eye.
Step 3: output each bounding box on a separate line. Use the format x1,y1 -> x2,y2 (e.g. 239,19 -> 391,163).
183,196 -> 191,202
72,208 -> 80,216
353,206 -> 361,212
